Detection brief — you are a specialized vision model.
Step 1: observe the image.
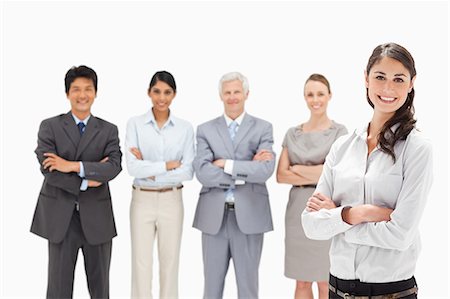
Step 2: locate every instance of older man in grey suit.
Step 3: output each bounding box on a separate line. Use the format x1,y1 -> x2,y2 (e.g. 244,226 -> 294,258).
193,72 -> 275,299
31,65 -> 122,298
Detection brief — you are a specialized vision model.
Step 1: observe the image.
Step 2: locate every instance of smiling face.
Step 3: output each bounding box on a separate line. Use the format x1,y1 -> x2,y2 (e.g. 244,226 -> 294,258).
220,79 -> 248,118
148,80 -> 176,113
304,80 -> 331,116
365,56 -> 415,118
67,77 -> 96,119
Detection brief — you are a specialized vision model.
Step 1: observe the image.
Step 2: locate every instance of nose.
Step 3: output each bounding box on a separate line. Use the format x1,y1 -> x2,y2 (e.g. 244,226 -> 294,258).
383,81 -> 395,93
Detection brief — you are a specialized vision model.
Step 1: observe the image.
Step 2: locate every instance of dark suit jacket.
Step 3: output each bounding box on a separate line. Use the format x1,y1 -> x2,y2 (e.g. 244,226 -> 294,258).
31,112 -> 122,245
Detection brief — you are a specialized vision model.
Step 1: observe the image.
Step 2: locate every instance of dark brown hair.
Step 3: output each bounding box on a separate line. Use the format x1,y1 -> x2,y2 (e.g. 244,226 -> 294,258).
366,43 -> 416,162
305,73 -> 331,94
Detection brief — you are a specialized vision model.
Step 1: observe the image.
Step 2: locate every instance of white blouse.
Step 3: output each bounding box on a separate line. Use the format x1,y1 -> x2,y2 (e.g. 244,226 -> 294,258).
302,125 -> 433,283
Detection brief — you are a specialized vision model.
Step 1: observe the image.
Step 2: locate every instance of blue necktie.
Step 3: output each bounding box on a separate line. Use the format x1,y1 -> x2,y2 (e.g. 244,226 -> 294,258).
78,122 -> 86,135
229,121 -> 238,141
225,121 -> 238,202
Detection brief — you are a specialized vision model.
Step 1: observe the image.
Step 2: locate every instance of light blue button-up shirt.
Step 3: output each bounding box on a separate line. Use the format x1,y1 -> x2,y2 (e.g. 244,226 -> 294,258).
125,110 -> 195,188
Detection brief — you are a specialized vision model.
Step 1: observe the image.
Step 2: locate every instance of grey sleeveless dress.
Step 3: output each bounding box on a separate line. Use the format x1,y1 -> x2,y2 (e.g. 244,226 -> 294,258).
283,121 -> 347,281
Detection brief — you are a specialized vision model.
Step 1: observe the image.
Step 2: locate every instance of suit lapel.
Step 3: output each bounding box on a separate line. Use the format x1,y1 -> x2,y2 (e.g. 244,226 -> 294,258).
233,114 -> 254,149
76,115 -> 100,159
214,117 -> 235,158
62,112 -> 81,149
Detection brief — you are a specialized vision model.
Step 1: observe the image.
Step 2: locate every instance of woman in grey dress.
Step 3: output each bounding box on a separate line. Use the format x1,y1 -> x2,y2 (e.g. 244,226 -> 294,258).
276,74 -> 347,299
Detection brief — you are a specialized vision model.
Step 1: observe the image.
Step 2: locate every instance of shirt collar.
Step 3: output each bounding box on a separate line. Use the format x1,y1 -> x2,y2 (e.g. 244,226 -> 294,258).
72,113 -> 90,125
355,122 -> 402,140
145,109 -> 175,127
224,111 -> 246,127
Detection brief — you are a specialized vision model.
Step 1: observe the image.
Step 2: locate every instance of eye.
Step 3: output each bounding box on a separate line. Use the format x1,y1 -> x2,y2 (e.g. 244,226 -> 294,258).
375,75 -> 385,80
152,89 -> 161,94
164,90 -> 173,96
394,77 -> 405,83
318,92 -> 324,97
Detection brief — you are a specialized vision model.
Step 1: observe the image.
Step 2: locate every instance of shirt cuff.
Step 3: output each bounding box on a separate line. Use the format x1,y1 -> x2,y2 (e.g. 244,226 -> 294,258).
235,180 -> 245,185
78,162 -> 85,178
319,206 -> 353,236
80,179 -> 88,191
224,159 -> 234,175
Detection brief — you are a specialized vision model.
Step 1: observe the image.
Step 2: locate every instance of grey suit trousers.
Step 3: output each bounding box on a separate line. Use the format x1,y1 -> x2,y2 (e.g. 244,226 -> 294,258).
47,209 -> 112,299
202,209 -> 263,299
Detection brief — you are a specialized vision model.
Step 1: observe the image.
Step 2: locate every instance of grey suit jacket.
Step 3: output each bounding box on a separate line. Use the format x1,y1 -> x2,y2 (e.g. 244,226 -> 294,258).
193,114 -> 275,235
31,112 -> 122,245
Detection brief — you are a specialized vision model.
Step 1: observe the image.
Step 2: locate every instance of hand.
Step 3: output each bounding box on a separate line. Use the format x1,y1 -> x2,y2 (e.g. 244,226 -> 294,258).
130,147 -> 143,160
87,180 -> 103,187
306,192 -> 336,212
212,159 -> 226,169
100,156 -> 109,163
43,153 -> 78,173
253,150 -> 273,161
166,160 -> 181,170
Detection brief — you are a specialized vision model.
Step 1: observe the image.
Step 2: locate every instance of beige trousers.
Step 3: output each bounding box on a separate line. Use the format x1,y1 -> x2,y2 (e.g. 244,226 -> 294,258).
130,187 -> 184,299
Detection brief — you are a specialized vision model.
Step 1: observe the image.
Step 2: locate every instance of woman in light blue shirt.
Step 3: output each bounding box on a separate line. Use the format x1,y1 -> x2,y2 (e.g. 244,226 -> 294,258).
302,43 -> 432,298
125,71 -> 195,299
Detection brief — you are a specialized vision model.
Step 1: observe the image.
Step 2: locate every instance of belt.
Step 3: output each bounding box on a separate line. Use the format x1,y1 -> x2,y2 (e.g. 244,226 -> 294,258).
329,284 -> 418,299
293,184 -> 317,188
132,185 -> 183,193
329,274 -> 418,299
225,202 -> 235,210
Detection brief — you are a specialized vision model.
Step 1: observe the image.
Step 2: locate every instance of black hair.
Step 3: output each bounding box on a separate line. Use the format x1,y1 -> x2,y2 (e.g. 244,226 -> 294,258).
148,71 -> 176,93
65,65 -> 98,94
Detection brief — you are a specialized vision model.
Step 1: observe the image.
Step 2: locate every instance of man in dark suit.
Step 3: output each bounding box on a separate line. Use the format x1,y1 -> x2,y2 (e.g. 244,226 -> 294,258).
31,65 -> 122,298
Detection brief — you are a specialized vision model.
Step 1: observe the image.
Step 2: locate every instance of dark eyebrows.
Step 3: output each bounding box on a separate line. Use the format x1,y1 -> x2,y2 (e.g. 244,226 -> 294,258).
373,71 -> 407,77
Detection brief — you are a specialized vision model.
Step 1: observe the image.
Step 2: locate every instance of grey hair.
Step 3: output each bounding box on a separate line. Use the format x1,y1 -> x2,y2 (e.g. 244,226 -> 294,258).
218,72 -> 249,95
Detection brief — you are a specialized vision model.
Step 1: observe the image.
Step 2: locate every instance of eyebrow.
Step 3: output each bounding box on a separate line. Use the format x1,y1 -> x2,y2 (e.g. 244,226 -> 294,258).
374,71 -> 407,77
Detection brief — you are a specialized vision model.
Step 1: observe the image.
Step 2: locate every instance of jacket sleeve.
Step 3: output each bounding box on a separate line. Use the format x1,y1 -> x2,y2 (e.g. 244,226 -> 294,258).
193,125 -> 235,189
83,124 -> 122,183
35,119 -> 82,196
231,122 -> 275,183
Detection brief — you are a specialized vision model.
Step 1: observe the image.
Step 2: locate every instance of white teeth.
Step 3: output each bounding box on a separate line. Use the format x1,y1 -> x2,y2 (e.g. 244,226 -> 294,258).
380,96 -> 395,102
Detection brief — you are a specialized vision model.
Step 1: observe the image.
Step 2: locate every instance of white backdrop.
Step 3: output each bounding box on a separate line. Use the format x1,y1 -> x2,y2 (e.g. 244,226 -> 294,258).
1,1 -> 449,298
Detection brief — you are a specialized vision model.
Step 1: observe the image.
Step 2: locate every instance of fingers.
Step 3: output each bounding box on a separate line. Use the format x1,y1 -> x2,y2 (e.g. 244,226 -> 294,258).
100,157 -> 109,163
43,157 -> 56,170
313,192 -> 328,201
88,180 -> 103,187
129,147 -> 143,160
306,197 -> 321,212
253,150 -> 273,161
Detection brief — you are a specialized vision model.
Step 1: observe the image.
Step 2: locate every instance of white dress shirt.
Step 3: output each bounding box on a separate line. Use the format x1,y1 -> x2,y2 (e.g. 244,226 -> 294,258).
302,125 -> 433,283
125,110 -> 195,188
